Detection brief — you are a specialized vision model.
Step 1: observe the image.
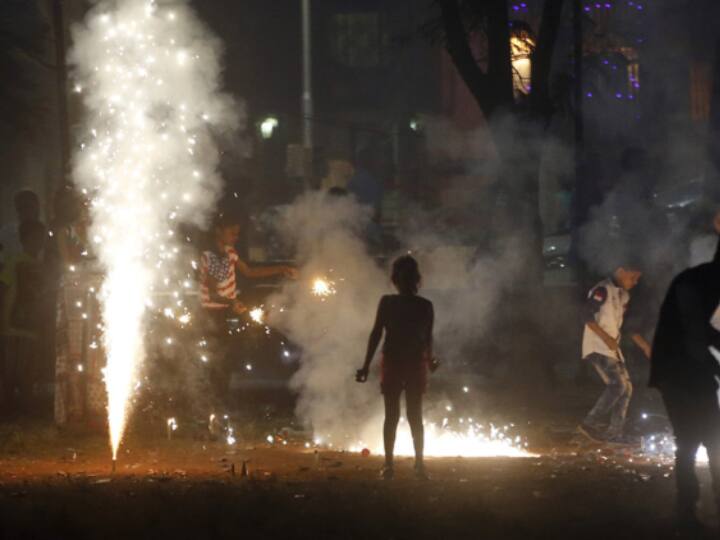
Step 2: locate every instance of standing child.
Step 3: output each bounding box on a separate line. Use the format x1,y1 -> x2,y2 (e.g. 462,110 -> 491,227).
356,255 -> 435,480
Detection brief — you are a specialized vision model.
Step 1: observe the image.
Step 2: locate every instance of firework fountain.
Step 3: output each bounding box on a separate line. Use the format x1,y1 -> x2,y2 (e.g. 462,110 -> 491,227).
70,0 -> 238,462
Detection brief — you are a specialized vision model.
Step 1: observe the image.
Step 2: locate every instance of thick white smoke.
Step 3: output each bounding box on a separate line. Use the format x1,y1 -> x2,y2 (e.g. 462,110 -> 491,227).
266,191 -> 528,455
70,0 -> 239,458
266,192 -> 388,445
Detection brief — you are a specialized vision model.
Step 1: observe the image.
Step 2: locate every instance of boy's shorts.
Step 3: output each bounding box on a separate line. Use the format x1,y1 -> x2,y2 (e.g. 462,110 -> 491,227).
380,354 -> 427,395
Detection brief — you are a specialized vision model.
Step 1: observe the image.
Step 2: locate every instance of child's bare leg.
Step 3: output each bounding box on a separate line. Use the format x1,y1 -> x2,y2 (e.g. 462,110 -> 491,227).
406,387 -> 424,466
383,389 -> 401,467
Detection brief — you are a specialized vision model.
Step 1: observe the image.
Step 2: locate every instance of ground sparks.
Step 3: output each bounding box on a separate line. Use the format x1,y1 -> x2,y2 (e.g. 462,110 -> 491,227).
383,421 -> 536,458
335,418 -> 537,458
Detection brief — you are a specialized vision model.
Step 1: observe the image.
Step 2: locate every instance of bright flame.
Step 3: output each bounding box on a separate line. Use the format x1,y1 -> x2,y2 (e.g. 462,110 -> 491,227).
249,307 -> 265,324
311,277 -> 336,298
71,0 -> 237,459
347,419 -> 537,458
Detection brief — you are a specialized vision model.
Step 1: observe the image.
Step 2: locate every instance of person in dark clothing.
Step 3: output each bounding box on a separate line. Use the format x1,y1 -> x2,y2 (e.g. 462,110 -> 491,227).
650,219 -> 720,528
356,255 -> 435,480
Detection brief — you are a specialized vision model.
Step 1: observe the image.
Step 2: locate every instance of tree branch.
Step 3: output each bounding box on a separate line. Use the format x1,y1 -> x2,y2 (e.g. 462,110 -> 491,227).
529,0 -> 565,124
485,0 -> 514,113
438,0 -> 499,119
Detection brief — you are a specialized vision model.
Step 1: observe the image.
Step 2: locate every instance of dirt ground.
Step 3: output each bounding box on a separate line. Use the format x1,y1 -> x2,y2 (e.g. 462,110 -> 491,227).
0,422 -> 717,540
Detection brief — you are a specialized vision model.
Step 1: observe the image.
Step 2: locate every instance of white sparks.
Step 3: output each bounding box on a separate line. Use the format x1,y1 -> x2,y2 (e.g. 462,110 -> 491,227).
249,307 -> 265,324
361,420 -> 537,458
311,277 -> 336,298
70,0 -> 238,460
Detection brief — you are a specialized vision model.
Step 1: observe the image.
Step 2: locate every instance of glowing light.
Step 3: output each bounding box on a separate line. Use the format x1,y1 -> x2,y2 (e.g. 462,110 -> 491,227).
249,307 -> 265,324
311,277 -> 336,298
363,421 -> 537,458
259,116 -> 278,139
510,33 -> 535,95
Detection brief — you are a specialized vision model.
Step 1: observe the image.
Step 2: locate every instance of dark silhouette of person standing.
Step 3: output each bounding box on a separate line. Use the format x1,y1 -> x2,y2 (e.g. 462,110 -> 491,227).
650,210 -> 720,530
356,255 -> 435,480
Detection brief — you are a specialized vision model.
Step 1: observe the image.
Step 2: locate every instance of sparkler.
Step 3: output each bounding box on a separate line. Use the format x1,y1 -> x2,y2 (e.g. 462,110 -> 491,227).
71,0 -> 237,462
249,307 -> 265,324
311,277 -> 336,298
166,417 -> 178,440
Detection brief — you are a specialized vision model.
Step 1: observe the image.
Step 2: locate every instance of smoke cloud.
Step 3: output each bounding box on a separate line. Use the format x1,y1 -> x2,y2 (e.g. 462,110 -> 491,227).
265,161 -> 528,453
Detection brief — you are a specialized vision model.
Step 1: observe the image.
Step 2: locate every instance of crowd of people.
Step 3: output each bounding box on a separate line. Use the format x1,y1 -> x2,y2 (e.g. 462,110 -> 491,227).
2,185 -> 720,530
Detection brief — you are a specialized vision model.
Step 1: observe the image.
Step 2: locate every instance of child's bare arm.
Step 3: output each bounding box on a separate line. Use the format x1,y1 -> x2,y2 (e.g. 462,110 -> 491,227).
236,258 -> 296,279
363,323 -> 383,370
357,298 -> 385,382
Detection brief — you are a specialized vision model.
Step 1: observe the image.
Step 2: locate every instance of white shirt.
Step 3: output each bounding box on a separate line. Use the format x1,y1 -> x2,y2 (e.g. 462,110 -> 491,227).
582,278 -> 629,359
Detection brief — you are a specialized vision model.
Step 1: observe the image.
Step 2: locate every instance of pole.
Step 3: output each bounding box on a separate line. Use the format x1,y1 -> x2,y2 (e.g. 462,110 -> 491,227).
52,0 -> 71,185
301,0 -> 313,188
571,0 -> 586,284
573,0 -> 583,160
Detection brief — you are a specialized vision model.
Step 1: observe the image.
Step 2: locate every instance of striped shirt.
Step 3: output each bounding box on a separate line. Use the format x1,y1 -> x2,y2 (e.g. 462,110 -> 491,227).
200,246 -> 239,309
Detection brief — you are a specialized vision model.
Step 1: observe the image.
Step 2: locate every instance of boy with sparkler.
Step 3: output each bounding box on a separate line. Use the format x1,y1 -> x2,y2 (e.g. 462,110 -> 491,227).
199,213 -> 296,407
356,255 -> 436,480
200,213 -> 297,316
577,264 -> 651,444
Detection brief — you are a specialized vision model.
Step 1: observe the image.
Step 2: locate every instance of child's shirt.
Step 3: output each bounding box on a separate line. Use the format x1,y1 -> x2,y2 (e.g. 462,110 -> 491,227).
199,245 -> 239,309
376,293 -> 434,365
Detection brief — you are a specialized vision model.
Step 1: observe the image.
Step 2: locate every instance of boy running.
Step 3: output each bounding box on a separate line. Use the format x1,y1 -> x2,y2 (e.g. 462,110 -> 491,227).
578,265 -> 651,443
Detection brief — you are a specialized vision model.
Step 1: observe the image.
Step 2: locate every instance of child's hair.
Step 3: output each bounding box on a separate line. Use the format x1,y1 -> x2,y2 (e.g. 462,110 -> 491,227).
391,255 -> 421,295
